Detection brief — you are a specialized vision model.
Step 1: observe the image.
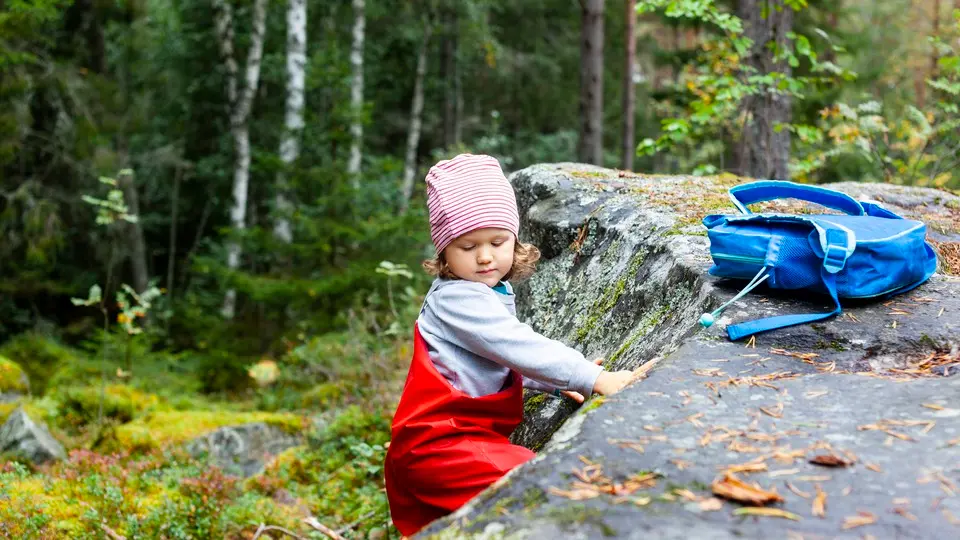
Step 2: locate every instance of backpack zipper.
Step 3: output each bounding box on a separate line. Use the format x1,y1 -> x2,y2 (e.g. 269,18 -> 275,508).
713,253 -> 766,265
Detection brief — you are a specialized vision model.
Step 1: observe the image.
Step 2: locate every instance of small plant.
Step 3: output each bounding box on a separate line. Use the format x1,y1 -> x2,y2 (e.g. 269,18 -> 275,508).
70,171 -> 164,427
375,260 -> 416,335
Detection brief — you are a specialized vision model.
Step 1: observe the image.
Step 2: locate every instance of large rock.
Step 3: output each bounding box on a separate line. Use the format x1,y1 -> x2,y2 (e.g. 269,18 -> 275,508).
0,355 -> 30,403
423,165 -> 960,538
0,406 -> 66,464
186,422 -> 303,477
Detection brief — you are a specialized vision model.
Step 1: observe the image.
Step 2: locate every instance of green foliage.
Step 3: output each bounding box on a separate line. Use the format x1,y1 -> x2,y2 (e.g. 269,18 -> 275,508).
0,333 -> 83,394
0,355 -> 29,394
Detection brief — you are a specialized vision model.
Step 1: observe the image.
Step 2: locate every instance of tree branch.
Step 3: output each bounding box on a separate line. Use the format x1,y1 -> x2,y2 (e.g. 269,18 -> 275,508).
253,523 -> 306,540
303,516 -> 346,540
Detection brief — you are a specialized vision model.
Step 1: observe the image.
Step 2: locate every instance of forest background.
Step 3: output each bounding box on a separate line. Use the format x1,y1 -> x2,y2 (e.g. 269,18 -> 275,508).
1,0 -> 959,538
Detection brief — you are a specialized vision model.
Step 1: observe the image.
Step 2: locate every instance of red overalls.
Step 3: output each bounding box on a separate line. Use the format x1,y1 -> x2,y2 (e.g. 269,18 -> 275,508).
384,325 -> 535,536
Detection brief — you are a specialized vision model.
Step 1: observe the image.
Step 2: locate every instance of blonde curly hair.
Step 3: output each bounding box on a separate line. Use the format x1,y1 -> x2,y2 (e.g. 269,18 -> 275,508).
422,241 -> 542,282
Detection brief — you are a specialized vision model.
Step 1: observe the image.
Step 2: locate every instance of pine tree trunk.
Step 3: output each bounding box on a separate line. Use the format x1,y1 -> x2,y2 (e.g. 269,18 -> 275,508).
578,0 -> 605,165
347,0 -> 365,180
399,22 -> 431,215
274,0 -> 307,243
442,9 -> 460,148
214,0 -> 268,318
118,170 -> 149,293
622,0 -> 637,170
932,0 -> 941,77
736,0 -> 793,180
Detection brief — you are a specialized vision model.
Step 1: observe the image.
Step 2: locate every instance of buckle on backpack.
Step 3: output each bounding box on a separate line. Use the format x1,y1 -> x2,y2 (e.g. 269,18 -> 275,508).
823,244 -> 847,273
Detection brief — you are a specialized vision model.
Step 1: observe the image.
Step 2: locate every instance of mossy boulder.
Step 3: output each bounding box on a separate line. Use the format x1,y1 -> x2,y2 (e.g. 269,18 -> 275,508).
0,355 -> 29,400
425,164 -> 960,538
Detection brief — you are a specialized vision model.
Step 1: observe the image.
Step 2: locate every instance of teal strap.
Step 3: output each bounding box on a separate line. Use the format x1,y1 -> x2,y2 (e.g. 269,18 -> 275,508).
727,269 -> 840,341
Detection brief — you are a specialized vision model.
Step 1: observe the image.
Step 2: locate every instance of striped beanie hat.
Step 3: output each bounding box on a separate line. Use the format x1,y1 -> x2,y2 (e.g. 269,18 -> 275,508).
426,154 -> 520,254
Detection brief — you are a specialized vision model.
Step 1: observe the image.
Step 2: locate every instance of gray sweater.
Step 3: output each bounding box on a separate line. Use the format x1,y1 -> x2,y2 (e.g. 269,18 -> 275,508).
417,278 -> 603,398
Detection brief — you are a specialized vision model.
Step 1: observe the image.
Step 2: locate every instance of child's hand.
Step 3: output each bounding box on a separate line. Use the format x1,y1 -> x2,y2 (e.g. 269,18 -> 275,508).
592,370 -> 635,396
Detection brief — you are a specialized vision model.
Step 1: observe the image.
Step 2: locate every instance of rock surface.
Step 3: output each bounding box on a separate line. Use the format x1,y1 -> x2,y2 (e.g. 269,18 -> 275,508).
186,422 -> 303,477
423,164 -> 960,538
0,406 -> 66,464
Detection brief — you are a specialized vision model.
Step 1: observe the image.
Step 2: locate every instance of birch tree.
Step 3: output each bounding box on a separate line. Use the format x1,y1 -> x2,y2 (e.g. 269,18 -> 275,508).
347,0 -> 366,182
274,0 -> 307,243
213,0 -> 268,318
578,0 -> 605,165
399,20 -> 432,214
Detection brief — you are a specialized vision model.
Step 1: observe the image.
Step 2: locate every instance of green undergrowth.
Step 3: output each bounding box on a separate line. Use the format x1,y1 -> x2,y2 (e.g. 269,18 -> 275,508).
0,321 -> 410,538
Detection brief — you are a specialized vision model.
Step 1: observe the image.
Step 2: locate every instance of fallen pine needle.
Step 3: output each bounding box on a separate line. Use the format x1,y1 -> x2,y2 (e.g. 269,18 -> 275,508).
893,507 -> 918,521
733,507 -> 800,521
812,484 -> 827,518
943,509 -> 960,525
866,463 -> 883,473
768,468 -> 800,477
922,403 -> 944,410
841,511 -> 877,530
785,481 -> 811,499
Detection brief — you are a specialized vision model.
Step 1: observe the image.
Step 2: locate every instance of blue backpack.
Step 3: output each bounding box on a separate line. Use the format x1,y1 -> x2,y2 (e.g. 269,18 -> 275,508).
700,181 -> 938,341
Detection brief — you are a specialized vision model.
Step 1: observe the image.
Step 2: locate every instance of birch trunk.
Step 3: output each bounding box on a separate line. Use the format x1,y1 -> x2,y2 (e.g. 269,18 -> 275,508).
621,0 -> 637,170
274,0 -> 307,243
214,0 -> 268,318
118,170 -> 149,294
347,0 -> 366,181
578,0 -> 605,166
399,22 -> 432,214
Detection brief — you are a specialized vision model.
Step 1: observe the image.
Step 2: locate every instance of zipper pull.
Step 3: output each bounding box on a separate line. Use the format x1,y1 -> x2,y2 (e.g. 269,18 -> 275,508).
700,266 -> 770,328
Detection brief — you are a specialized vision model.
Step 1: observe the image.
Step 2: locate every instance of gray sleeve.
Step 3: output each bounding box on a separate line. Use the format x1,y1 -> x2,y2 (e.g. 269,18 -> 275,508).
425,282 -> 602,397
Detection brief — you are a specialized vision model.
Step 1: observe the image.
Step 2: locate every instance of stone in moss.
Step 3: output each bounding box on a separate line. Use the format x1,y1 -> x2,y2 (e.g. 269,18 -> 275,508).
0,355 -> 29,396
523,392 -> 549,416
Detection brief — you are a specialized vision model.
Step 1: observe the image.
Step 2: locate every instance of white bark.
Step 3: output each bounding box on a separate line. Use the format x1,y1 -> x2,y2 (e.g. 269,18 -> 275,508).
215,0 -> 268,318
347,0 -> 366,181
274,0 -> 307,243
399,23 -> 431,214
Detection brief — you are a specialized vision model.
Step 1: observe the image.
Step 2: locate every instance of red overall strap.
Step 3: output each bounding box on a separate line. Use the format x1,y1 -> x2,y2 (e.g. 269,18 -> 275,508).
384,324 -> 533,536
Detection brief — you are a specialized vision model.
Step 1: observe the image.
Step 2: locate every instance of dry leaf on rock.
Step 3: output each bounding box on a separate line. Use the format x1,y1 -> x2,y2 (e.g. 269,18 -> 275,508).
841,511 -> 877,529
809,454 -> 852,467
712,474 -> 784,505
733,507 -> 801,521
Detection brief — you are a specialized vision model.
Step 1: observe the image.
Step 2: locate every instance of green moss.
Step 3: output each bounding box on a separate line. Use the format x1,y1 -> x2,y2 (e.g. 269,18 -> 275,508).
56,384 -> 161,427
523,392 -> 549,415
0,355 -> 29,394
105,410 -> 307,452
582,395 -> 606,413
574,251 -> 648,342
568,170 -> 610,180
522,487 -> 548,510
547,504 -> 617,537
606,304 -> 671,368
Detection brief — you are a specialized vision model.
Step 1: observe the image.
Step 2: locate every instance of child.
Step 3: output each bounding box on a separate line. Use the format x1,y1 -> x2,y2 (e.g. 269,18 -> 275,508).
384,154 -> 635,535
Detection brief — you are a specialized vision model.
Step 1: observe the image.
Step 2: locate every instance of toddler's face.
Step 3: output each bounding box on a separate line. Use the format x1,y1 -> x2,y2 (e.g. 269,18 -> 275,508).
443,228 -> 515,287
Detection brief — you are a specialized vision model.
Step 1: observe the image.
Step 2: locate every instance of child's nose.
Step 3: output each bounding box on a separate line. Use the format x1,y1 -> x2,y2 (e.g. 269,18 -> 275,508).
477,247 -> 493,263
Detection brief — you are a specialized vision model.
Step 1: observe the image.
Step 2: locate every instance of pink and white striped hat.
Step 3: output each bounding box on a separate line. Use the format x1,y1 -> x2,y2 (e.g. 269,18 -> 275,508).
426,154 -> 520,254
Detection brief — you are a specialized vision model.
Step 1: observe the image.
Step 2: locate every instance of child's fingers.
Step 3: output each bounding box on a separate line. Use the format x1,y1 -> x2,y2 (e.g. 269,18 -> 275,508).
561,390 -> 585,403
592,357 -> 604,366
